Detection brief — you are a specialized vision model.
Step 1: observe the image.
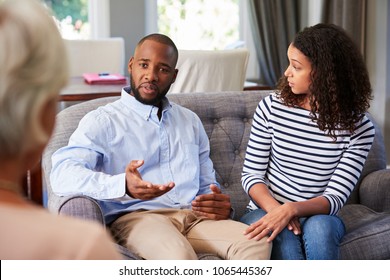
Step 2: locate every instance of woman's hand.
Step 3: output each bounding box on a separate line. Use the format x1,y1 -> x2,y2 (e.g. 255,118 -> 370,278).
244,202 -> 299,242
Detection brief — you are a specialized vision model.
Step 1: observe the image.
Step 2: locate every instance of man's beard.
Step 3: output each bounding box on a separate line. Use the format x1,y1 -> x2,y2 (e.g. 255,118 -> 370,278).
130,75 -> 170,106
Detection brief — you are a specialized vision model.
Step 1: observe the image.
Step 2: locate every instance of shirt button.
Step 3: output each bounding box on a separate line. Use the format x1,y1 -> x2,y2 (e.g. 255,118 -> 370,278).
235,150 -> 240,155
243,118 -> 248,122
224,183 -> 229,187
213,119 -> 218,124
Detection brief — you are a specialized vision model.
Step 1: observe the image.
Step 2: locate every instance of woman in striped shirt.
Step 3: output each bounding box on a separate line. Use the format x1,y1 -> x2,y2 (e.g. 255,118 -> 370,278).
241,23 -> 375,259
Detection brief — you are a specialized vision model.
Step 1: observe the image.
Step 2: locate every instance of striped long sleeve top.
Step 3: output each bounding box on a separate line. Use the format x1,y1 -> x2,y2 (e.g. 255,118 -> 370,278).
242,93 -> 375,215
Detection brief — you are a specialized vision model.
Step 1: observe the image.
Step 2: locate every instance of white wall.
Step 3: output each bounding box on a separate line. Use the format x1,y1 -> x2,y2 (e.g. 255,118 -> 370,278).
89,0 -> 110,38
109,0 -> 148,76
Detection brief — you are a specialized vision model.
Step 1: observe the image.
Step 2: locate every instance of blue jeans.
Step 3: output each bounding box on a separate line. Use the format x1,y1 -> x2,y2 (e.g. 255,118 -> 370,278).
240,208 -> 345,260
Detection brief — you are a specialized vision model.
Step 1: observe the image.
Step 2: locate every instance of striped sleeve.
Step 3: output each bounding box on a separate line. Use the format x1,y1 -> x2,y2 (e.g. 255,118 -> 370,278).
323,116 -> 375,215
241,95 -> 273,196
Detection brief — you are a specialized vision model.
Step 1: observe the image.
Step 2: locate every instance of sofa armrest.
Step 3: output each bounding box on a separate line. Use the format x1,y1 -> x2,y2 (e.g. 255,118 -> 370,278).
57,195 -> 144,260
58,195 -> 105,226
359,169 -> 390,212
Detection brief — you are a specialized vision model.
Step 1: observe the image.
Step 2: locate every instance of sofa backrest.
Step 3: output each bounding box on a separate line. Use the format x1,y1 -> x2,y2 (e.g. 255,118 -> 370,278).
43,90 -> 386,219
347,112 -> 387,203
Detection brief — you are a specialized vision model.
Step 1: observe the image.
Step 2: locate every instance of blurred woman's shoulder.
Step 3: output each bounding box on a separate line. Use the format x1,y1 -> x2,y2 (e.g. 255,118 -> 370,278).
0,204 -> 122,260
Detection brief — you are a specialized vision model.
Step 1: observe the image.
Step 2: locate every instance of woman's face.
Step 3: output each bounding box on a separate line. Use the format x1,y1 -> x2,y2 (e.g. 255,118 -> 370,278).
284,44 -> 312,95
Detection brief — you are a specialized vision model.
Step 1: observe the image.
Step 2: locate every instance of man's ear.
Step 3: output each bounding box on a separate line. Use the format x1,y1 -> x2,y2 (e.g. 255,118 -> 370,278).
171,69 -> 178,84
128,57 -> 134,74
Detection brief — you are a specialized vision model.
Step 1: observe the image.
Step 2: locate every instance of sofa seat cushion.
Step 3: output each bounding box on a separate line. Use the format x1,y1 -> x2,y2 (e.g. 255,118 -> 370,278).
197,253 -> 223,260
338,204 -> 390,259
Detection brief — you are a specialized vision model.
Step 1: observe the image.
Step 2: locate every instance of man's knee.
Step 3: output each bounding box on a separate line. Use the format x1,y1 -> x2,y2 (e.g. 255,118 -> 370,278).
229,237 -> 272,260
117,212 -> 198,259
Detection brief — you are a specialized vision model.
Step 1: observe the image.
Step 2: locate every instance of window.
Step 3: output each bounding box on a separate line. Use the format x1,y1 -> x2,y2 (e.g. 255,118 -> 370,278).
42,0 -> 90,39
157,0 -> 240,50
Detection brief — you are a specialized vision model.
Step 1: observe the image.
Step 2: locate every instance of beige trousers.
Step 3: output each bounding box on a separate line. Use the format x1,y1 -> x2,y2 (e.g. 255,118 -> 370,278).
110,208 -> 271,260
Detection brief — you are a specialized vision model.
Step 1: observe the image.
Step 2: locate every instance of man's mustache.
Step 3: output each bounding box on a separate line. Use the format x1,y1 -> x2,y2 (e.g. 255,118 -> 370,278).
138,82 -> 158,91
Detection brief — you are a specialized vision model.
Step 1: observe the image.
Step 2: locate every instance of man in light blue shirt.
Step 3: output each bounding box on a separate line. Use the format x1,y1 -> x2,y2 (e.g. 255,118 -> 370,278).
51,34 -> 270,260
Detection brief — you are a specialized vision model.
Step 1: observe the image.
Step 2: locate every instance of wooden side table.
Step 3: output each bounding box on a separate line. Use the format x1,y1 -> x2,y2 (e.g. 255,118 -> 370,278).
59,76 -> 126,101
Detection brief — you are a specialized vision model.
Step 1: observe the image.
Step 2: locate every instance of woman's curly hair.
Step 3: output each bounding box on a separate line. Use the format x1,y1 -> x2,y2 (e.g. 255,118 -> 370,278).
277,23 -> 372,138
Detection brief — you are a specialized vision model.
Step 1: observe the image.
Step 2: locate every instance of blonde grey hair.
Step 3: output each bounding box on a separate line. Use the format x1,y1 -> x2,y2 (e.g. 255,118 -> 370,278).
0,0 -> 69,158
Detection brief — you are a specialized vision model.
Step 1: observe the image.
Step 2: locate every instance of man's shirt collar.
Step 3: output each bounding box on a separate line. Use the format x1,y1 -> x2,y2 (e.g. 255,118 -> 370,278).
121,86 -> 172,120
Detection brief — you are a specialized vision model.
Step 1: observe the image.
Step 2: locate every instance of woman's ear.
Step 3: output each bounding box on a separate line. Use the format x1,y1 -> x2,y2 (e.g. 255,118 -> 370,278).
24,96 -> 57,172
39,96 -> 57,140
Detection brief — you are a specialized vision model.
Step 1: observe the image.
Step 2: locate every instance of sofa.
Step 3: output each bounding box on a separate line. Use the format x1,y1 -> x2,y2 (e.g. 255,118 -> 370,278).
42,90 -> 390,260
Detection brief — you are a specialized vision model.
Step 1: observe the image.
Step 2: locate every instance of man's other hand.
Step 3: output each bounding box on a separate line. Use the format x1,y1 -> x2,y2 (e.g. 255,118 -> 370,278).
191,184 -> 231,220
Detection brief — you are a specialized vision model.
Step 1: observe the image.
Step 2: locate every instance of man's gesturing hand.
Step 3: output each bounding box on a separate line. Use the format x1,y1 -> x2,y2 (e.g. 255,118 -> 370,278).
191,184 -> 231,220
125,160 -> 174,200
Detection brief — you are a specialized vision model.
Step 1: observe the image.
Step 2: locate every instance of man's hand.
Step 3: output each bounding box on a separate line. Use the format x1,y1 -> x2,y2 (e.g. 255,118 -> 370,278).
191,184 -> 231,220
125,160 -> 174,200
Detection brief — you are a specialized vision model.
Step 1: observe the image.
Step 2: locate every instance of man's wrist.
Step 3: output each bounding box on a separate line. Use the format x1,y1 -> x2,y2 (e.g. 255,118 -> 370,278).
125,180 -> 133,197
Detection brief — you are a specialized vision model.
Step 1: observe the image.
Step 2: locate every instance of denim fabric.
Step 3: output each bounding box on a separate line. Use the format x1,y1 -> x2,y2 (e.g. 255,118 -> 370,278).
240,208 -> 345,260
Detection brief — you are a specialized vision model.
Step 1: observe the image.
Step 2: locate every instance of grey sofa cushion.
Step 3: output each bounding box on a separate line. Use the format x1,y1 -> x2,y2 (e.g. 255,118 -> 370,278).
359,169 -> 390,212
346,113 -> 387,204
339,204 -> 390,259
